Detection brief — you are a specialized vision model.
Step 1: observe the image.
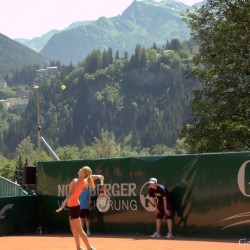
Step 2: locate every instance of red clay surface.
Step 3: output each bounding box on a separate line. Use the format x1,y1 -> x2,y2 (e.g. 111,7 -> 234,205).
0,234 -> 245,250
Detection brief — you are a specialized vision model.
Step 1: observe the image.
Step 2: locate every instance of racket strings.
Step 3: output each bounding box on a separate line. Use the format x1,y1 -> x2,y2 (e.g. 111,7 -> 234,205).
97,194 -> 110,212
98,196 -> 109,208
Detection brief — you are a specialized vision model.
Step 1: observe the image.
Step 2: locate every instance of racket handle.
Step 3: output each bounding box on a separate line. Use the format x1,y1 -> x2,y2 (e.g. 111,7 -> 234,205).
101,179 -> 104,186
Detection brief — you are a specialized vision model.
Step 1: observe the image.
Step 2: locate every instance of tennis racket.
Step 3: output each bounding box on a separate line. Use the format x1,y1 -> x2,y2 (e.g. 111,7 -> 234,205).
96,179 -> 110,213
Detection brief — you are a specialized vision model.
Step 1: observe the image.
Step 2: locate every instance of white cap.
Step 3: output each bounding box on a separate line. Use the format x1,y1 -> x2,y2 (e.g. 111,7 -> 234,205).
149,178 -> 157,184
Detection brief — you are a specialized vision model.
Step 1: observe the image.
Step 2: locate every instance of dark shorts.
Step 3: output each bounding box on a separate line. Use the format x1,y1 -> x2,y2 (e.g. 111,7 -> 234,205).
156,202 -> 174,220
80,209 -> 90,218
68,205 -> 80,219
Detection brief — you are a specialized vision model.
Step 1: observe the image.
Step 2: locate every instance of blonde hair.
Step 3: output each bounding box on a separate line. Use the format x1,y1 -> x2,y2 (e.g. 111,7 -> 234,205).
82,166 -> 95,189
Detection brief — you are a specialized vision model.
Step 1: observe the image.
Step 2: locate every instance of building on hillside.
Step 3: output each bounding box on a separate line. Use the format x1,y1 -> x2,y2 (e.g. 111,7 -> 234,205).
0,99 -> 7,109
36,66 -> 58,77
5,96 -> 29,113
0,79 -> 7,88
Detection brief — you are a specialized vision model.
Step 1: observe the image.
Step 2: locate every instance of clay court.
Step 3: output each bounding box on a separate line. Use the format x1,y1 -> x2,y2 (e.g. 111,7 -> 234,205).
0,234 -> 244,250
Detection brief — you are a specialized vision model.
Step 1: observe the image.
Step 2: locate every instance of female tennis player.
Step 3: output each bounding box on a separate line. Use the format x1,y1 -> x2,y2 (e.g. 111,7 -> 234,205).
56,166 -> 104,250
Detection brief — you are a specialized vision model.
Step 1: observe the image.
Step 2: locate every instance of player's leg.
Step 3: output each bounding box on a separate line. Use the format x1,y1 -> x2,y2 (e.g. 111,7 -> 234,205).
156,204 -> 164,234
81,217 -> 86,230
85,209 -> 91,235
69,218 -> 81,249
156,218 -> 162,234
73,218 -> 94,250
69,206 -> 81,249
80,209 -> 85,231
167,218 -> 173,234
86,217 -> 90,235
166,199 -> 174,239
150,206 -> 164,238
81,209 -> 91,235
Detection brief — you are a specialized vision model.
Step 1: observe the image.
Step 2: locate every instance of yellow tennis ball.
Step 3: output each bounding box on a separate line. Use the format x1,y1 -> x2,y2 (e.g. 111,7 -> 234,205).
61,85 -> 66,90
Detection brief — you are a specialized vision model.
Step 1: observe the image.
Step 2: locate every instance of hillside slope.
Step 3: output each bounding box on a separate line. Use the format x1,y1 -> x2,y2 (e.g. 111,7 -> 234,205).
41,0 -> 191,64
0,33 -> 49,78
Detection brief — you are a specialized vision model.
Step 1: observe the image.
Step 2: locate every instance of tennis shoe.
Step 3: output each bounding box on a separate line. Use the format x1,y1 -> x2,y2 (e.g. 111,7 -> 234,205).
150,232 -> 161,238
90,248 -> 96,250
166,233 -> 174,239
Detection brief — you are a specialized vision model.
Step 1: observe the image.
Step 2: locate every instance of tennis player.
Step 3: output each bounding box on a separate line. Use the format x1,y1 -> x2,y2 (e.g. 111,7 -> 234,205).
80,187 -> 91,235
56,166 -> 104,250
148,177 -> 174,239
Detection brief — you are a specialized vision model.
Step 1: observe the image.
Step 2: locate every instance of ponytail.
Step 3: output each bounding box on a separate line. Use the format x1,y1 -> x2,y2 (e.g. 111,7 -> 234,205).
82,166 -> 95,189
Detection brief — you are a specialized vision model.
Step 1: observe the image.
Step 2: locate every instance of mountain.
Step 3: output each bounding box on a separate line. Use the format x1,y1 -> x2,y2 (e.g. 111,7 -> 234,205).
66,20 -> 94,30
40,0 -> 192,64
0,33 -> 49,78
14,21 -> 93,52
193,0 -> 206,7
15,30 -> 60,52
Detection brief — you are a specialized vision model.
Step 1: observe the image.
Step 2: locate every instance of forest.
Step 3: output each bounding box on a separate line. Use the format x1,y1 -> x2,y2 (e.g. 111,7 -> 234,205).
1,38 -> 197,156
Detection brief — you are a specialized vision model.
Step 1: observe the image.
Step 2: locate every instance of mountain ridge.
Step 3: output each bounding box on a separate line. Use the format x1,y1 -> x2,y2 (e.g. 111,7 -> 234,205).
0,33 -> 49,78
14,21 -> 94,52
40,0 -> 194,64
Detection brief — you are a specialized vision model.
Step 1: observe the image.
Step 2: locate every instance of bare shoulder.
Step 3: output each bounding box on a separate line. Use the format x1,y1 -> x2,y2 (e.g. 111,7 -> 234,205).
71,178 -> 78,185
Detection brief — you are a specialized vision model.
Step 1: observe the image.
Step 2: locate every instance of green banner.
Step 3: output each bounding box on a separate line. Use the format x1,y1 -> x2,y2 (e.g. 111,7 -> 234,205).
0,196 -> 39,235
37,152 -> 250,237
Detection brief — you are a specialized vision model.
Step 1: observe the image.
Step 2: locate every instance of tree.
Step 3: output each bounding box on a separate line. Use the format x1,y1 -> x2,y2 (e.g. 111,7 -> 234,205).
0,129 -> 4,153
55,146 -> 80,160
15,137 -> 52,163
91,130 -> 120,158
84,50 -> 102,73
167,39 -> 183,52
124,51 -> 129,59
0,155 -> 15,179
115,50 -> 119,60
16,137 -> 38,165
150,144 -> 175,155
182,0 -> 250,152
13,154 -> 23,184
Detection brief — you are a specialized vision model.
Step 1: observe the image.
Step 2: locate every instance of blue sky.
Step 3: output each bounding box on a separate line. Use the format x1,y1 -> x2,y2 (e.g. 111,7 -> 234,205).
0,0 -> 201,39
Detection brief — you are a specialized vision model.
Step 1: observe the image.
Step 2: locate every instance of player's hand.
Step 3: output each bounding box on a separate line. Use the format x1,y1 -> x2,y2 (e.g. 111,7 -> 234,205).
155,208 -> 160,214
56,207 -> 63,213
165,208 -> 171,216
99,175 -> 104,186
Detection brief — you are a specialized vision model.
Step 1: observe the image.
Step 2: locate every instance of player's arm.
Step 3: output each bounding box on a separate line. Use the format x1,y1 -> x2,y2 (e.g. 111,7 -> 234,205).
91,175 -> 104,181
150,196 -> 156,206
163,196 -> 167,212
163,196 -> 171,215
91,174 -> 104,186
150,196 -> 159,213
56,180 -> 76,213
